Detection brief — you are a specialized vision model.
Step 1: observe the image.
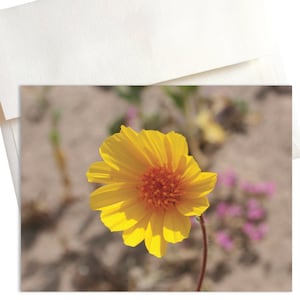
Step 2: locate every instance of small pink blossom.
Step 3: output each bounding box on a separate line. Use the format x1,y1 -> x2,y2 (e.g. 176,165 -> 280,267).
216,230 -> 234,250
246,199 -> 265,221
217,170 -> 237,188
241,182 -> 257,194
242,222 -> 268,241
216,202 -> 242,218
125,106 -> 138,127
227,204 -> 242,217
216,202 -> 229,218
241,181 -> 276,198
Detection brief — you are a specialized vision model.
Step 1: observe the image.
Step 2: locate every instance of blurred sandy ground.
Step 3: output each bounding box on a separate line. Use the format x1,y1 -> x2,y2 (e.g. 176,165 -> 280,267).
20,86 -> 291,291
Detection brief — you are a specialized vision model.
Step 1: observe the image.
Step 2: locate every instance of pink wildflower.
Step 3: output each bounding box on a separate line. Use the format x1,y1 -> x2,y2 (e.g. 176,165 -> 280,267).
216,202 -> 229,218
216,202 -> 242,218
227,204 -> 242,217
242,222 -> 268,241
125,106 -> 138,127
246,199 -> 265,221
241,181 -> 276,198
241,182 -> 257,194
216,230 -> 234,250
217,170 -> 237,187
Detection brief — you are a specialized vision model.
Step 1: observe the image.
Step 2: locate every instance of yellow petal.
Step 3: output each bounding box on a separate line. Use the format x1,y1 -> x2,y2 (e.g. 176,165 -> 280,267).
120,125 -> 138,137
163,207 -> 191,243
184,172 -> 217,198
90,183 -> 137,211
139,129 -> 168,166
100,132 -> 147,177
177,172 -> 216,217
195,108 -> 226,144
164,131 -> 188,170
176,196 -> 210,216
122,214 -> 150,247
100,199 -> 147,232
180,156 -> 203,183
86,161 -> 112,184
120,126 -> 154,167
145,212 -> 167,257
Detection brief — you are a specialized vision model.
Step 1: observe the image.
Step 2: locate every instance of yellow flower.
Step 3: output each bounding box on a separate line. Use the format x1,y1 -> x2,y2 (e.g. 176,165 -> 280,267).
195,109 -> 226,144
86,126 -> 217,257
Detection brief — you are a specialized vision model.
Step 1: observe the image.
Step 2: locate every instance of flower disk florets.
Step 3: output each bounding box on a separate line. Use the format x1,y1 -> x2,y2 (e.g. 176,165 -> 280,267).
140,166 -> 183,210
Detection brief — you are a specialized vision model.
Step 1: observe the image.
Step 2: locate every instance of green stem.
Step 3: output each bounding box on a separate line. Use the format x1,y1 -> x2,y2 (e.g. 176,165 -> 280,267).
196,215 -> 208,291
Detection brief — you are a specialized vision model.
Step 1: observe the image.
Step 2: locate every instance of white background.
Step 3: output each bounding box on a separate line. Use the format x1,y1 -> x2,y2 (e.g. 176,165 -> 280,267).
0,0 -> 298,297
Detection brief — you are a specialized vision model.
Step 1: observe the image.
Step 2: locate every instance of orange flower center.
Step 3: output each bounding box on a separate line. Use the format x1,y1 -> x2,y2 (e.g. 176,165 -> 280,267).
139,166 -> 183,210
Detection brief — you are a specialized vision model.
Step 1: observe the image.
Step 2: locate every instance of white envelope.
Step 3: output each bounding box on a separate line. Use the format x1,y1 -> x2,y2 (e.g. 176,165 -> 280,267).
0,0 -> 288,204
